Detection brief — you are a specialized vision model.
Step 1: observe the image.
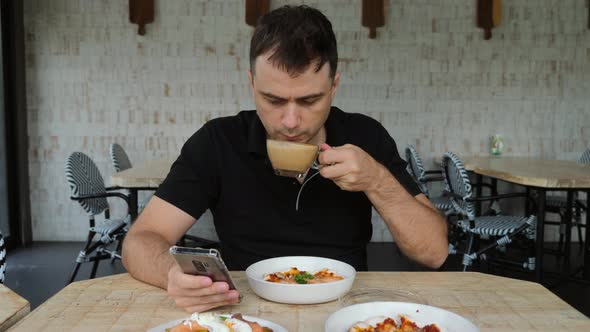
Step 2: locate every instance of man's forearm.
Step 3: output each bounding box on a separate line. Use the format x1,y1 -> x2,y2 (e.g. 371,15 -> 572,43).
122,230 -> 176,289
366,164 -> 448,268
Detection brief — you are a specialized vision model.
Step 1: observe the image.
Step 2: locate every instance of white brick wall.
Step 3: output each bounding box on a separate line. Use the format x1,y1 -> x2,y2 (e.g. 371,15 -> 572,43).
24,0 -> 590,241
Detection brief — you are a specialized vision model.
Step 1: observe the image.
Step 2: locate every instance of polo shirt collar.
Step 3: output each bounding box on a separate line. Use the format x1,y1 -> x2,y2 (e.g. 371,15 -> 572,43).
324,106 -> 348,147
247,113 -> 268,156
247,106 -> 347,156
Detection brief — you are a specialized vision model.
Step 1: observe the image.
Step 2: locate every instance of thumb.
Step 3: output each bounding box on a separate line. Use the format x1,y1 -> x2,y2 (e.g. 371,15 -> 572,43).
321,143 -> 332,151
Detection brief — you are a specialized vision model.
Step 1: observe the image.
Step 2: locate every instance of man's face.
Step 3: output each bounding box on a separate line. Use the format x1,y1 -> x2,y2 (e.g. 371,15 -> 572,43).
248,52 -> 340,145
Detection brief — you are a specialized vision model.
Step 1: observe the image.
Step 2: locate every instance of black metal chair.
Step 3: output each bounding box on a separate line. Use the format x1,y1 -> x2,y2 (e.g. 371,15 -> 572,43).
544,148 -> 589,253
65,152 -> 131,283
441,152 -> 537,272
405,145 -> 453,214
405,146 -> 467,256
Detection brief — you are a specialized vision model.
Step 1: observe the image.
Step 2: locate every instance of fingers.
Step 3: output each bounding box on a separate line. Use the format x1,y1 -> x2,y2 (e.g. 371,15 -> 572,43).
167,265 -> 213,295
318,144 -> 361,178
169,280 -> 227,298
317,144 -> 379,192
172,273 -> 213,291
320,166 -> 360,191
318,144 -> 353,165
183,297 -> 239,313
173,288 -> 240,309
318,161 -> 349,179
167,264 -> 240,313
168,281 -> 240,312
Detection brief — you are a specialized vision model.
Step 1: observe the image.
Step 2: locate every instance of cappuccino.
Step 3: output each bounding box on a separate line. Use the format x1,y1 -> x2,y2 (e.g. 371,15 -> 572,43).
267,139 -> 319,178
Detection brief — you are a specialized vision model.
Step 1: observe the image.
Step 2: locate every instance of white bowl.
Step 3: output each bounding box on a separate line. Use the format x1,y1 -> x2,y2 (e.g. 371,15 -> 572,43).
325,301 -> 479,332
245,256 -> 356,304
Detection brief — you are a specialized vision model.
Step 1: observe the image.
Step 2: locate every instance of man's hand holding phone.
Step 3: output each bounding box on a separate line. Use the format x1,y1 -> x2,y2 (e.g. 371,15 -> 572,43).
168,246 -> 241,313
167,263 -> 240,313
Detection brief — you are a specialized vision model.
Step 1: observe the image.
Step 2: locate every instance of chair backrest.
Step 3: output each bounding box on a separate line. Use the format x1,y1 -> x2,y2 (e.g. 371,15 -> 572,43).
110,143 -> 132,172
405,145 -> 430,196
65,152 -> 109,216
0,232 -> 6,284
579,148 -> 590,164
441,152 -> 475,219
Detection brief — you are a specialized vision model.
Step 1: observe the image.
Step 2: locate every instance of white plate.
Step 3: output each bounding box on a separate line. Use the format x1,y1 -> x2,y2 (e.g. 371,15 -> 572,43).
148,315 -> 288,332
245,256 -> 356,304
325,301 -> 479,332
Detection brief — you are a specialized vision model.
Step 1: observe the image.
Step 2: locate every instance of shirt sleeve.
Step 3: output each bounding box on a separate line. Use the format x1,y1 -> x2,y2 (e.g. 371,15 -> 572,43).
155,124 -> 220,220
374,123 -> 422,197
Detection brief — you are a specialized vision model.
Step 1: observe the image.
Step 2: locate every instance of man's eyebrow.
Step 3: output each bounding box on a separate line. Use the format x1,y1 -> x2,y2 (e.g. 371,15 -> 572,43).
259,91 -> 325,101
296,93 -> 325,101
260,92 -> 286,100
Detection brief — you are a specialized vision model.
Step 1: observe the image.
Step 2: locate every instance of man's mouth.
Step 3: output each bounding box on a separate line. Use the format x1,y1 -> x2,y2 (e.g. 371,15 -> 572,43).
283,134 -> 302,142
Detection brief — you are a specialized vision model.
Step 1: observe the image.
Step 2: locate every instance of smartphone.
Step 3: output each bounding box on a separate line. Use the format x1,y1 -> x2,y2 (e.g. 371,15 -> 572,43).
169,246 -> 239,293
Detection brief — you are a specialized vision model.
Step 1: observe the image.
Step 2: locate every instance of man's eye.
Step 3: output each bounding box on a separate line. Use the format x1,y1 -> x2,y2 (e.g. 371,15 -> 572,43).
268,99 -> 284,105
300,99 -> 318,106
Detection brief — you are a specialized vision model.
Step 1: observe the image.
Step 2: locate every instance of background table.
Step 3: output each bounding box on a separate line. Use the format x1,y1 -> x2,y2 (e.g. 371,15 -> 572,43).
0,284 -> 30,331
436,155 -> 590,281
457,156 -> 590,188
109,157 -> 217,246
7,272 -> 590,331
110,158 -> 175,219
110,158 -> 175,189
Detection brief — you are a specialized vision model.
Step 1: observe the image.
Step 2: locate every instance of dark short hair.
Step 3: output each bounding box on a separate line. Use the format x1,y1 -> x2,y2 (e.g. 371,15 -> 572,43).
249,5 -> 338,79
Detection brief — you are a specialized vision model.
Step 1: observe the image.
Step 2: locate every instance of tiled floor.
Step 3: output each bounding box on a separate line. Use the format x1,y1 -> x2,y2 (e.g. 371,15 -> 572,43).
4,241 -> 590,317
4,242 -> 126,309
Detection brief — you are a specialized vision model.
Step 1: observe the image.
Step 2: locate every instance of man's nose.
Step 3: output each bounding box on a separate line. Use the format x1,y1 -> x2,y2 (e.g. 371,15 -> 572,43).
281,103 -> 300,129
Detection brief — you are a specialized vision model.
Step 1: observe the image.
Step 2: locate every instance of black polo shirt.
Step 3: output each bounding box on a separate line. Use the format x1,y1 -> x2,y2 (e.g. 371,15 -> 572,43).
156,107 -> 421,271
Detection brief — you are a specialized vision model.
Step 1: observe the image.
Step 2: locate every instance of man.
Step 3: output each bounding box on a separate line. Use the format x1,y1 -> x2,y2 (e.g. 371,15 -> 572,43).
122,5 -> 447,313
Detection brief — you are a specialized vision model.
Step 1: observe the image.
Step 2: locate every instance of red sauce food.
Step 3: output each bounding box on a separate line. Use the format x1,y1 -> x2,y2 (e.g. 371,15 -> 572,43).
264,267 -> 344,284
348,315 -> 441,332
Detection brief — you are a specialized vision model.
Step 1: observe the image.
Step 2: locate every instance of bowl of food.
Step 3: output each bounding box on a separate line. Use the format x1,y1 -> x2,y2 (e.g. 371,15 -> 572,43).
324,301 -> 479,332
245,256 -> 356,304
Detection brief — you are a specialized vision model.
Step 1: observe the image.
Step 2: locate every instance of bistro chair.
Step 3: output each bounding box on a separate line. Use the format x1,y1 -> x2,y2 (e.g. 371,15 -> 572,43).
544,148 -> 589,253
109,143 -> 153,213
405,145 -> 453,214
109,143 -> 133,172
109,143 -> 218,249
65,152 -> 131,283
0,231 -> 5,284
405,146 -> 463,255
441,152 -> 537,272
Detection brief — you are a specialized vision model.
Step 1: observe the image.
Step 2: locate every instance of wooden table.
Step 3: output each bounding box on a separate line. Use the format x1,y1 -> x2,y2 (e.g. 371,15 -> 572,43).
110,158 -> 175,189
109,157 -> 218,246
0,284 -> 30,331
110,158 -> 175,218
436,156 -> 590,282
455,156 -> 590,189
7,272 -> 590,331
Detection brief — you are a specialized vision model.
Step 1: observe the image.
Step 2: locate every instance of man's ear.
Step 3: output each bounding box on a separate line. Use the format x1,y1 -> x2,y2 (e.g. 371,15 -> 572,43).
330,71 -> 340,99
247,69 -> 254,88
247,69 -> 256,98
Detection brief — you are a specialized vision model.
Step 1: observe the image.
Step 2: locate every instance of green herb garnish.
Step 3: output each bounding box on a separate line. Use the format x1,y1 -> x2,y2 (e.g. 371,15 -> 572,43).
294,271 -> 314,284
